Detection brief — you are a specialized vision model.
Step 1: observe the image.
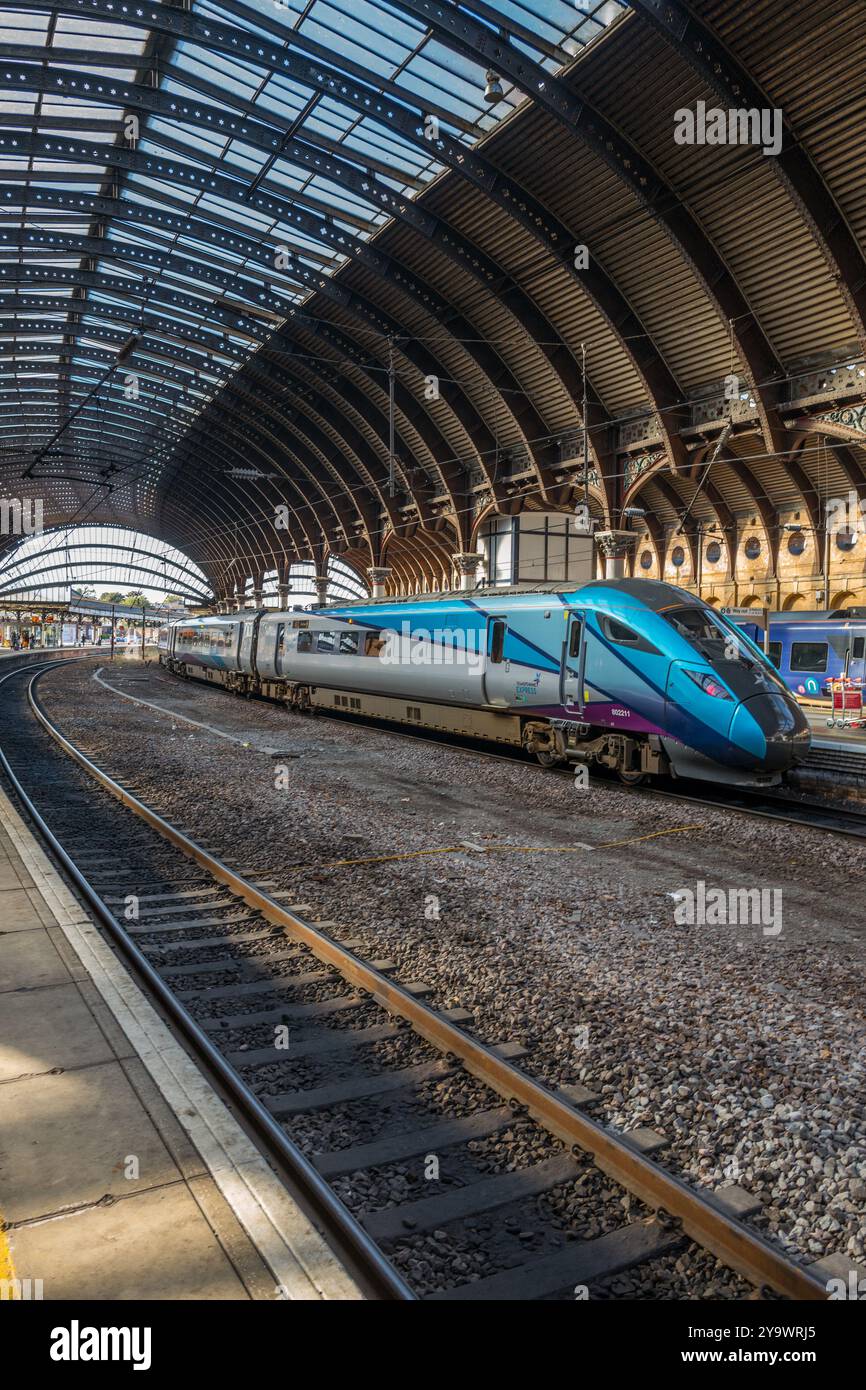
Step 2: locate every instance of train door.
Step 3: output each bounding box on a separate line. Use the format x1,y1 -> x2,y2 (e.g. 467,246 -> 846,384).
559,611 -> 585,713
845,629 -> 865,684
481,616 -> 509,705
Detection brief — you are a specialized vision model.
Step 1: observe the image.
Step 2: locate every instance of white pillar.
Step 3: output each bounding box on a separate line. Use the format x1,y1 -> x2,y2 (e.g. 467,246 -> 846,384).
314,574 -> 328,606
453,552 -> 484,590
367,566 -> 391,599
277,582 -> 290,609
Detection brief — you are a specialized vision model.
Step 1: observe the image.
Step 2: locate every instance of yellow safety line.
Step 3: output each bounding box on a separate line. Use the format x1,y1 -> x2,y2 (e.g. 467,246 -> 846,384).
0,1212 -> 15,1298
320,824 -> 698,868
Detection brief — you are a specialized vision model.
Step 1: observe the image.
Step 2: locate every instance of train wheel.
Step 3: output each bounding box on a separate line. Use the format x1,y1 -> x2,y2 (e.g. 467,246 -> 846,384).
617,768 -> 646,787
536,750 -> 562,768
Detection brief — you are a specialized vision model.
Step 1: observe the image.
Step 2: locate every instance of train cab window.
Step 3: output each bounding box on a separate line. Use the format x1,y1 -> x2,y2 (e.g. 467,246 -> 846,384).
316,632 -> 336,653
489,619 -> 506,664
297,631 -> 313,653
600,613 -> 660,655
339,631 -> 360,655
790,641 -> 828,672
601,615 -> 638,644
568,621 -> 582,658
853,637 -> 865,660
768,641 -> 782,668
275,624 -> 286,674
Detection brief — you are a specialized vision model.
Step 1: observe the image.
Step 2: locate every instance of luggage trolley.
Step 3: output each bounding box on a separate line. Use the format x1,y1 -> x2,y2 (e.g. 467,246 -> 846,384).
826,676 -> 865,729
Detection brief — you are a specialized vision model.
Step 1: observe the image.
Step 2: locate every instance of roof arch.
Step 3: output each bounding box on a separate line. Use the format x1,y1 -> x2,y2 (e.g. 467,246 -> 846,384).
1,0 -> 866,599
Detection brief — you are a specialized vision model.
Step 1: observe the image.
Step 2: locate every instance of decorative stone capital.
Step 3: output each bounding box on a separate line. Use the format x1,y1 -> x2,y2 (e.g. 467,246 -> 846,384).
594,529 -> 638,560
453,551 -> 484,574
453,551 -> 485,590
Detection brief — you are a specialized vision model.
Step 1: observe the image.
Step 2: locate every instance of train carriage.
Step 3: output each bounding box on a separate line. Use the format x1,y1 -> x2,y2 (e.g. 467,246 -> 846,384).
162,580 -> 810,788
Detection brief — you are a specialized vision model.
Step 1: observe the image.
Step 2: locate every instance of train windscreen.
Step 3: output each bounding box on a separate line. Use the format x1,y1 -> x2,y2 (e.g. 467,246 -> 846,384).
663,606 -> 789,696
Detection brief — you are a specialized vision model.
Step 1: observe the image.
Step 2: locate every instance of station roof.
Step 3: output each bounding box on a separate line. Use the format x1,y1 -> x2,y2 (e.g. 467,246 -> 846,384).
1,0 -> 865,597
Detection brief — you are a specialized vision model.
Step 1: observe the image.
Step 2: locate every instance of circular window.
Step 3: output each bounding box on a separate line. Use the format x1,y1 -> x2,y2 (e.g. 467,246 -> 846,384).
670,545 -> 685,568
744,536 -> 762,560
836,528 -> 858,552
787,531 -> 806,556
705,541 -> 722,564
639,550 -> 653,570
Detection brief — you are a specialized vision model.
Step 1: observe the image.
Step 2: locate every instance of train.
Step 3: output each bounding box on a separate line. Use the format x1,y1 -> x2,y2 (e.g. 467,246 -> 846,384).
734,609 -> 866,699
159,578 -> 810,789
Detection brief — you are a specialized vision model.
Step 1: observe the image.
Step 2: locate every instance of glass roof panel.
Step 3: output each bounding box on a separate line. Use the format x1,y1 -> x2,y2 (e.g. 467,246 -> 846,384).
0,0 -> 626,493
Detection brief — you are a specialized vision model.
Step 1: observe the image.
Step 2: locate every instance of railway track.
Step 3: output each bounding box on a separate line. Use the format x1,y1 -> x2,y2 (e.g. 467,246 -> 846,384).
0,658 -> 835,1301
96,656 -> 866,841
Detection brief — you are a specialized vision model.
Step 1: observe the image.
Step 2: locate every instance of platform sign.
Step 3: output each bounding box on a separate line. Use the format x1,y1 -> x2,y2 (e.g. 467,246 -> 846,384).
721,605 -> 770,652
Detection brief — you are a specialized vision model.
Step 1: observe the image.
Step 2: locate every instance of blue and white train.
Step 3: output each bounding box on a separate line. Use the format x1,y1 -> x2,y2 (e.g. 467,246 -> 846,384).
160,579 -> 810,787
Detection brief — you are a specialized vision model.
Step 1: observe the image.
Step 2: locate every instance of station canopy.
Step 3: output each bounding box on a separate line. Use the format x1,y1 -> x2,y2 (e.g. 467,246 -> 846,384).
1,1 -> 865,601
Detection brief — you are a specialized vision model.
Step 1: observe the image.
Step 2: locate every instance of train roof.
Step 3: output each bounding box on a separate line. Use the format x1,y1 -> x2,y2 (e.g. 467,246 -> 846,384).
766,608 -> 866,622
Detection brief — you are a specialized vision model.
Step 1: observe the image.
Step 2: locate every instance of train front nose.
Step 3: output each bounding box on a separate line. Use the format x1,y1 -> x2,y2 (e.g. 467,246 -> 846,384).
729,692 -> 811,771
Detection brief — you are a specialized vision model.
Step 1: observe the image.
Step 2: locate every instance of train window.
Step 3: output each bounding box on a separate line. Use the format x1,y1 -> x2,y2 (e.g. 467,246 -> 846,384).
297,631 -> 313,653
489,619 -> 506,663
568,621 -> 582,658
601,615 -> 639,644
768,641 -> 782,668
275,624 -> 286,675
364,632 -> 386,657
339,631 -> 360,655
600,614 -> 660,655
790,641 -> 828,672
664,607 -> 722,644
316,632 -> 336,653
853,637 -> 865,660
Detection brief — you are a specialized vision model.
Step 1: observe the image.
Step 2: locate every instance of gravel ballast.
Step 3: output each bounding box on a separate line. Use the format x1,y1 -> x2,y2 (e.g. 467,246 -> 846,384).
39,658 -> 866,1274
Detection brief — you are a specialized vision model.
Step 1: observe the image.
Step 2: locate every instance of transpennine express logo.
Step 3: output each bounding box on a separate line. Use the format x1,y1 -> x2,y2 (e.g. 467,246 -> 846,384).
515,672 -> 542,702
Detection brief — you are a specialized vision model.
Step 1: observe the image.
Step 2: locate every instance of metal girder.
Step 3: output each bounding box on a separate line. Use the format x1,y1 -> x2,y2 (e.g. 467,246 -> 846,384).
203,381 -> 384,538
629,0 -> 866,354
385,1 -> 788,456
0,260 -> 469,517
0,543 -> 209,598
0,300 -> 454,543
0,133 -> 555,480
162,396 -> 360,551
1,196 -> 506,489
5,0 -> 686,467
0,52 -> 606,434
0,268 -> 458,514
0,46 -> 609,444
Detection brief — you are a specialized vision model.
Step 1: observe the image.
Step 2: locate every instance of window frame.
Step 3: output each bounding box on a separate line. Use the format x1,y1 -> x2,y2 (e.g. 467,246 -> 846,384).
489,619 -> 506,664
790,641 -> 829,673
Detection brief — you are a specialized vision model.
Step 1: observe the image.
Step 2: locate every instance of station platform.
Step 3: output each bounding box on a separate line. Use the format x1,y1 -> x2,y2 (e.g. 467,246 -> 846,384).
0,781 -> 360,1302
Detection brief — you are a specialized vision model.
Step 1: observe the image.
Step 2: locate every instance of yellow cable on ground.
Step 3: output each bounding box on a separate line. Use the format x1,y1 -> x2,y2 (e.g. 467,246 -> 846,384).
320,824 -> 698,868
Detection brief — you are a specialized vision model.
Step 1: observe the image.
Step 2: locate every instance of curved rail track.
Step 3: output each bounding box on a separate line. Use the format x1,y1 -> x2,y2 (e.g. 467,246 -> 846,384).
0,658 -> 835,1301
